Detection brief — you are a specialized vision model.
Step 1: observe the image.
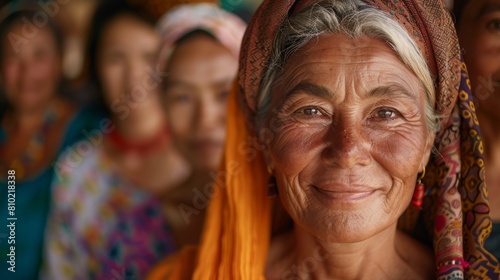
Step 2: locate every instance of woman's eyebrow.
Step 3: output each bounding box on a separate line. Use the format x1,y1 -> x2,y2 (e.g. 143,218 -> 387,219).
368,84 -> 418,101
477,4 -> 500,19
285,82 -> 333,99
210,77 -> 234,89
164,80 -> 194,90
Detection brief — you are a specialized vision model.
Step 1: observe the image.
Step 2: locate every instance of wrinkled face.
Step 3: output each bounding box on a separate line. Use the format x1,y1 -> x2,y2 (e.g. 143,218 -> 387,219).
97,14 -> 160,121
164,33 -> 238,172
1,23 -> 61,111
458,0 -> 500,120
267,34 -> 434,243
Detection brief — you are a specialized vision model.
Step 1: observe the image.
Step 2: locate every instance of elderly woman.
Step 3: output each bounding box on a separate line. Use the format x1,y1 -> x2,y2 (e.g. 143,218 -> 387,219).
148,0 -> 500,279
453,0 -> 500,261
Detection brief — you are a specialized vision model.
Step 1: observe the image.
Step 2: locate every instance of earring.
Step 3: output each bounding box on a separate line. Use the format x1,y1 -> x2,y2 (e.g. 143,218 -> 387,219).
267,169 -> 278,199
411,167 -> 425,210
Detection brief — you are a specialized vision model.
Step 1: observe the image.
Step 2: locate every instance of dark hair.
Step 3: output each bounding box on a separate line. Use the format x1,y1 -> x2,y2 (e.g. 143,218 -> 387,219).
452,0 -> 468,27
86,0 -> 156,112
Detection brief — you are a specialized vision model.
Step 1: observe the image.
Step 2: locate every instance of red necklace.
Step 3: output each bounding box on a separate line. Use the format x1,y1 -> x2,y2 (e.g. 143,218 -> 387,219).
107,126 -> 170,154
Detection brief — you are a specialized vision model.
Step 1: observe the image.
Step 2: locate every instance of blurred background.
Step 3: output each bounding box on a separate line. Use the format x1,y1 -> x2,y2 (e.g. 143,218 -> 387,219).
0,0 -> 262,92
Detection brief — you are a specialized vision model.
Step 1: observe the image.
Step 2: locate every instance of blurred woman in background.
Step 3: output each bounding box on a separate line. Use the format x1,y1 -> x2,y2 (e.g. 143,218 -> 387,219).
0,10 -> 100,280
454,0 -> 500,261
156,2 -> 245,248
41,0 -> 189,279
95,3 -> 246,279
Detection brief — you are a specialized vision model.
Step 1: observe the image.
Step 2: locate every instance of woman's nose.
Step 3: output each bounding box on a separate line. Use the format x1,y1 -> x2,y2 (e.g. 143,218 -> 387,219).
19,60 -> 36,83
194,97 -> 220,131
126,60 -> 149,90
321,121 -> 371,169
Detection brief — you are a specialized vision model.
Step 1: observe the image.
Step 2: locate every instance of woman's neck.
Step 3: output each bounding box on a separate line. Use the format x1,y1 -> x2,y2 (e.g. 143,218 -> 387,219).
160,169 -> 213,248
269,223 -> 433,280
3,98 -> 56,133
111,110 -> 165,141
295,225 -> 399,279
170,169 -> 214,203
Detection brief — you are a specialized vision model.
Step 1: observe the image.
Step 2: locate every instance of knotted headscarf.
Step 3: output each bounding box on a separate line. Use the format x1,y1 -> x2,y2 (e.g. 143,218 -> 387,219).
148,0 -> 500,279
155,2 -> 246,71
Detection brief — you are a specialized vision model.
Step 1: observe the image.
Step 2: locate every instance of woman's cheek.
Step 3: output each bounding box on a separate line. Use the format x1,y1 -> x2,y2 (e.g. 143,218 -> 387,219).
270,124 -> 326,174
36,61 -> 59,87
471,33 -> 500,78
369,127 -> 426,181
101,67 -> 124,103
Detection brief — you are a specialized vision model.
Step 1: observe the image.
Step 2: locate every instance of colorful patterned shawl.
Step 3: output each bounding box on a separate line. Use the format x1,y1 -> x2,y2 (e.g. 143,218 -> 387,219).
148,0 -> 500,279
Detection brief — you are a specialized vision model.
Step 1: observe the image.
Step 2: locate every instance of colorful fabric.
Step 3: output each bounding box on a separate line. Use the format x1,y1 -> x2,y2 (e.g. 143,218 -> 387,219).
0,107 -> 101,280
452,0 -> 500,266
148,0 -> 500,279
156,2 -> 246,70
40,146 -> 175,280
96,198 -> 176,280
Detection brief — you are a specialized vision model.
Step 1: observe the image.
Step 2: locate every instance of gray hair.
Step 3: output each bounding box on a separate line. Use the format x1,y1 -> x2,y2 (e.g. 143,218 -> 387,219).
256,0 -> 439,134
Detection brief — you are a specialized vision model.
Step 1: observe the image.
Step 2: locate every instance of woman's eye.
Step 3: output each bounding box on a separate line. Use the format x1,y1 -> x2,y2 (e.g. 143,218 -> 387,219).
173,94 -> 190,102
301,107 -> 322,116
486,19 -> 500,32
378,110 -> 394,119
291,107 -> 331,124
218,90 -> 229,101
374,108 -> 400,120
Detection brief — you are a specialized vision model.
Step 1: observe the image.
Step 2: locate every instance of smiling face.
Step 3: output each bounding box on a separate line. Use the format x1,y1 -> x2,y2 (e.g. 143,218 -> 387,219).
266,34 -> 434,243
164,32 -> 238,172
458,0 -> 500,120
1,23 -> 61,112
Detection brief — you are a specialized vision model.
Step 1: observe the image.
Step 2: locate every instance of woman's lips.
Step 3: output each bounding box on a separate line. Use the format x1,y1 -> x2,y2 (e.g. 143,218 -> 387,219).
311,185 -> 376,203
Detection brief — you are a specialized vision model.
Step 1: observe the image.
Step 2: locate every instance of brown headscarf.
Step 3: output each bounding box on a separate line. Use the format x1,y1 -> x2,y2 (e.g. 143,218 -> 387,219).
148,0 -> 500,279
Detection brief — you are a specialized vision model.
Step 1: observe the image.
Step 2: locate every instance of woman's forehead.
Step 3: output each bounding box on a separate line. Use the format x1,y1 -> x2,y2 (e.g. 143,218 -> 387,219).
278,34 -> 420,91
2,24 -> 57,54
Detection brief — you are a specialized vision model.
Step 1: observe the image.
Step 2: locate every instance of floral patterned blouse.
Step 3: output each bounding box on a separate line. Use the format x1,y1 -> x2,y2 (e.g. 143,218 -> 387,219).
40,145 -> 175,280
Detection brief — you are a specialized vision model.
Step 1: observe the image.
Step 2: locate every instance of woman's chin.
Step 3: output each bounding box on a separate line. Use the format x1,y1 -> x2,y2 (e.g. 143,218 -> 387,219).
289,199 -> 395,244
310,220 -> 390,244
